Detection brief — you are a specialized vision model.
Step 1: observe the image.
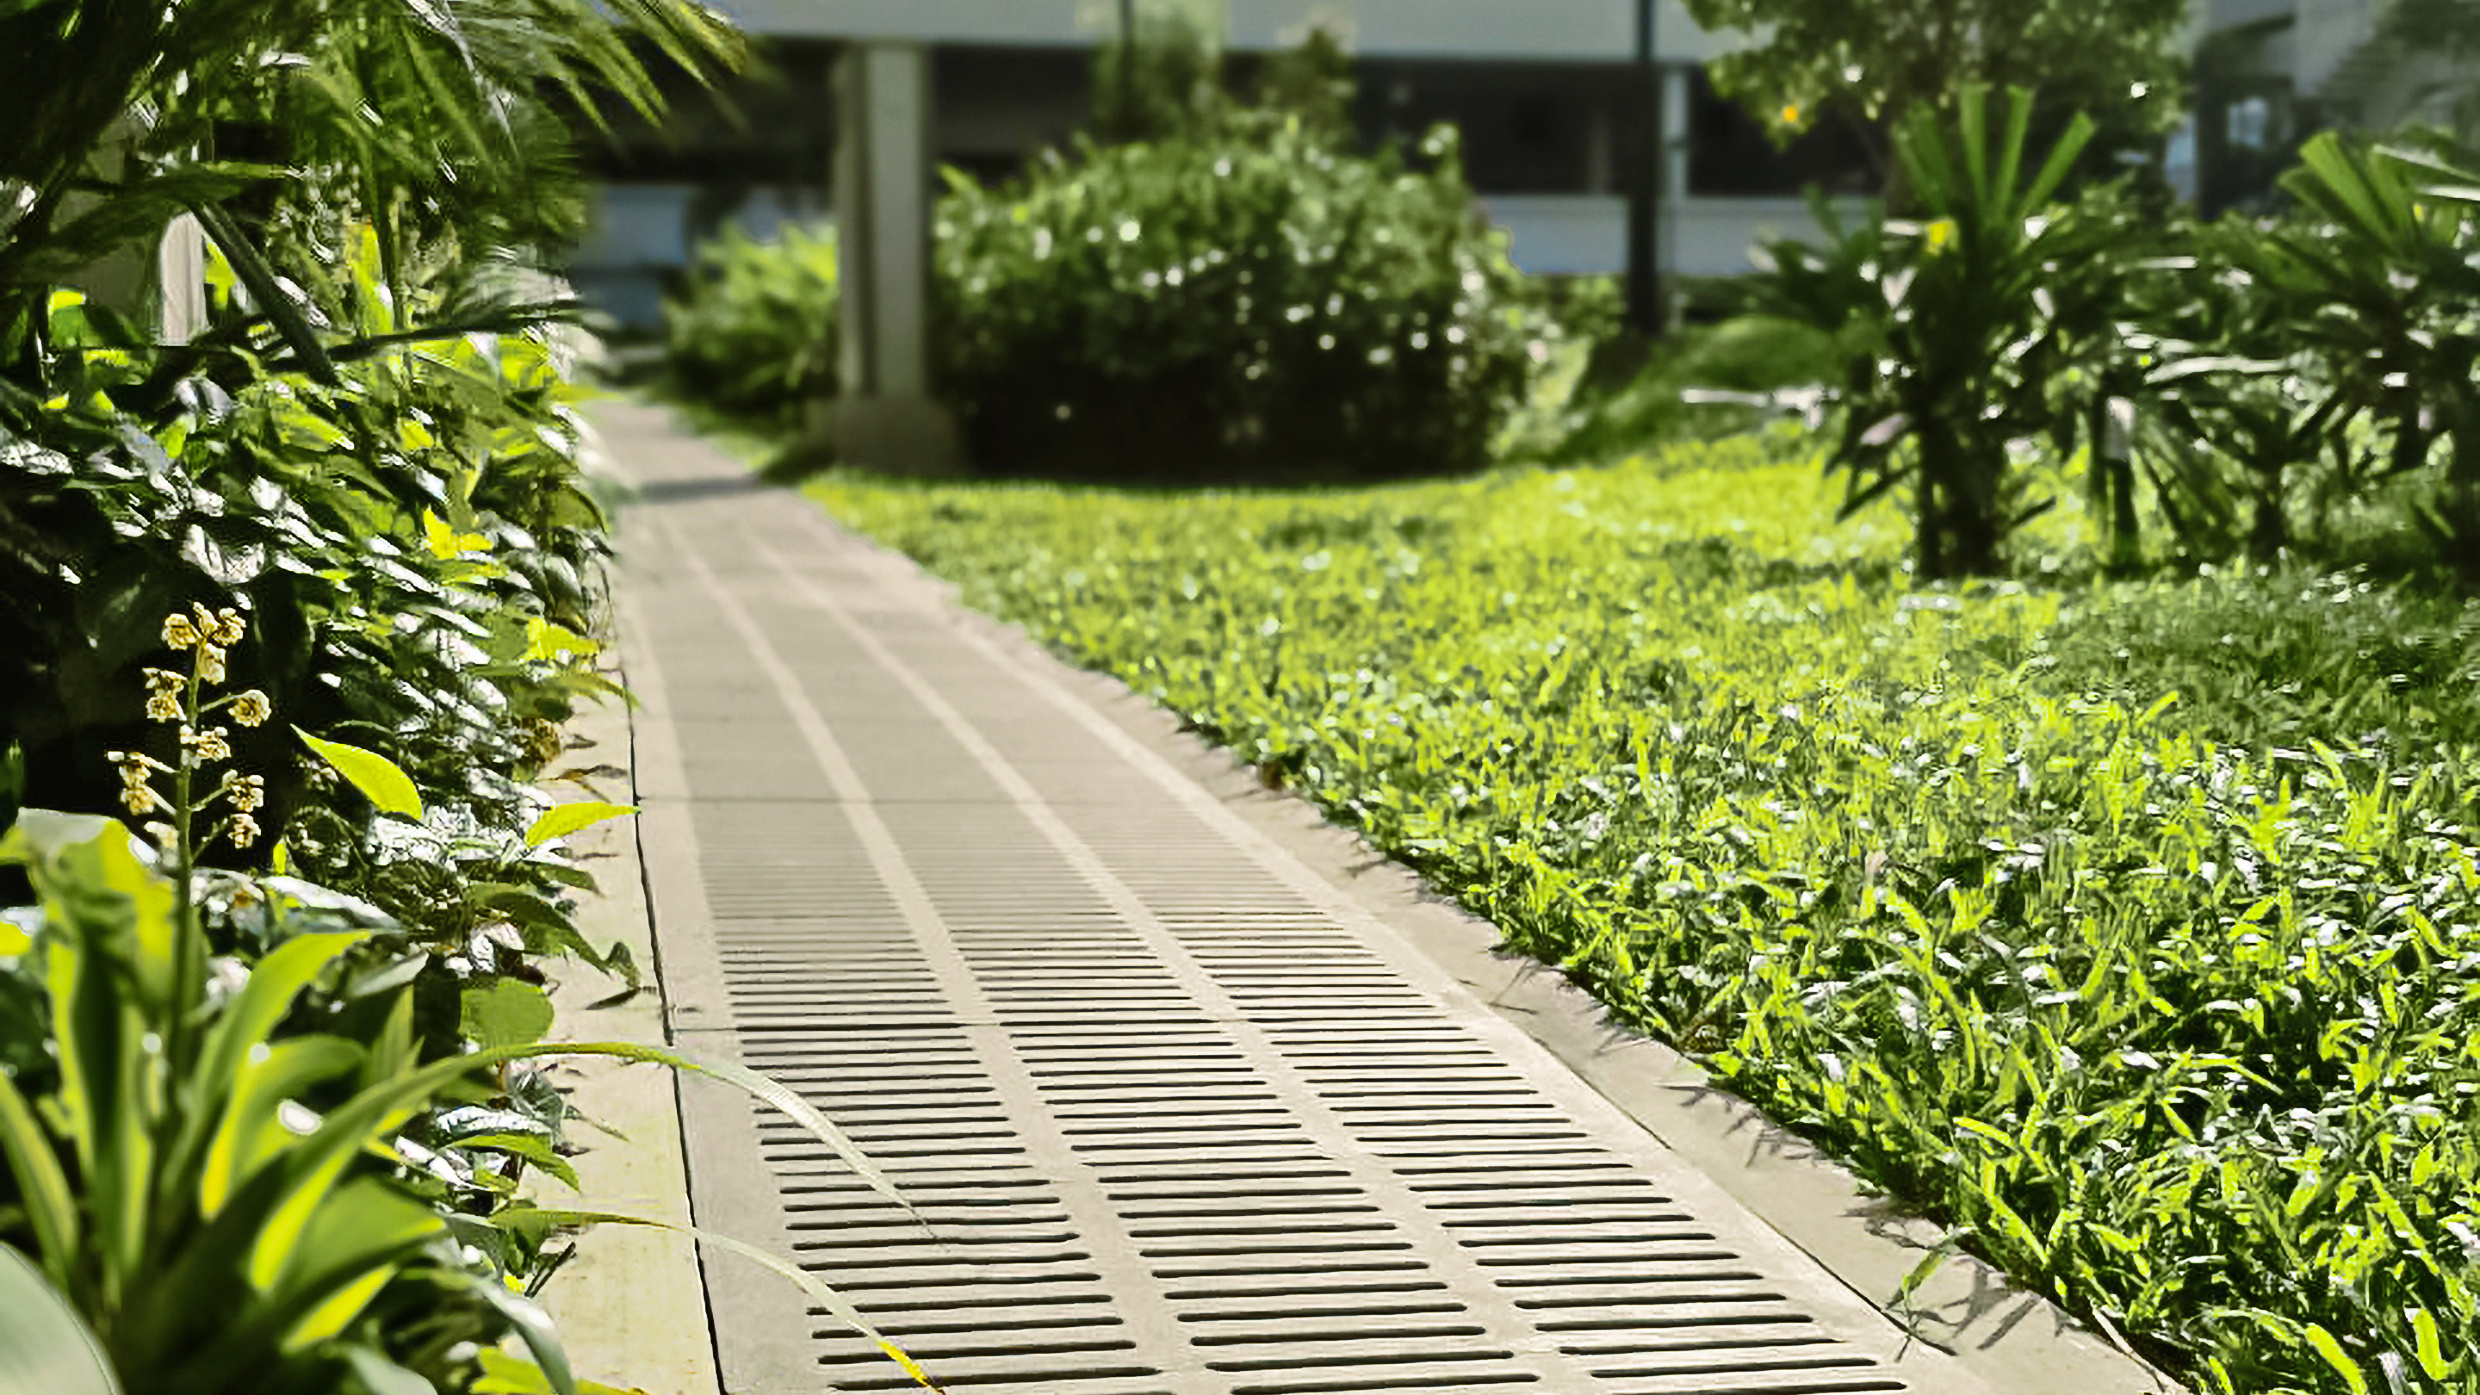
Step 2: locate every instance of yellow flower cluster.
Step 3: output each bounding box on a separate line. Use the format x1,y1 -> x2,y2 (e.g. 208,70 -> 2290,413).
162,604 -> 244,686
122,606 -> 275,852
106,749 -> 170,816
144,668 -> 184,722
161,604 -> 246,650
219,770 -> 265,814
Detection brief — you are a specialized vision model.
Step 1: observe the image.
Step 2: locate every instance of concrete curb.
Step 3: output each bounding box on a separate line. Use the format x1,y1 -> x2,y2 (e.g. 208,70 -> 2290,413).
538,655 -> 723,1395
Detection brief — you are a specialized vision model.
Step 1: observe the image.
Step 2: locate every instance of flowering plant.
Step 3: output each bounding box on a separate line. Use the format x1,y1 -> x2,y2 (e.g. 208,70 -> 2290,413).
110,605 -> 273,861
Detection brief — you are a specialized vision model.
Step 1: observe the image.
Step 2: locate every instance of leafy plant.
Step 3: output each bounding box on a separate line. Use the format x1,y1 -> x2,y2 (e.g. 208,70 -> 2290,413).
663,222 -> 840,426
2128,218 -> 2356,564
0,0 -> 740,368
1737,85 -> 2110,579
0,807 -> 927,1395
2213,136 -> 2480,575
933,115 -> 1559,479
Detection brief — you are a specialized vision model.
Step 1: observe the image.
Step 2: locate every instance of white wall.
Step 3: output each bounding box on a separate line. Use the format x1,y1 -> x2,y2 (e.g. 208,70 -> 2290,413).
1482,194 -> 1861,279
714,0 -> 1742,61
1228,0 -> 1734,61
714,0 -> 1088,45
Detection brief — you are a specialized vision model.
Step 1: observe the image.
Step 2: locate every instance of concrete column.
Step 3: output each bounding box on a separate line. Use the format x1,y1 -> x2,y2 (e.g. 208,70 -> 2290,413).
816,39 -> 965,473
1659,63 -> 1690,306
158,214 -> 209,344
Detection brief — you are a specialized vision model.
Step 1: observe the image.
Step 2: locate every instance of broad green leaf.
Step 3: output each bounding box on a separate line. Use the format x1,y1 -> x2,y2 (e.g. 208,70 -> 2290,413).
452,1133 -> 582,1192
471,1349 -> 649,1395
0,1073 -> 80,1287
178,931 -> 371,1211
423,510 -> 489,560
524,801 -> 639,848
448,1271 -> 579,1395
2410,1308 -> 2450,1380
280,1266 -> 400,1355
201,1036 -> 364,1217
525,618 -> 601,663
2019,110 -> 2097,213
296,731 -> 425,821
460,979 -> 557,1050
271,1179 -> 444,1351
2292,133 -> 2402,247
341,1346 -> 442,1395
0,1245 -> 119,1395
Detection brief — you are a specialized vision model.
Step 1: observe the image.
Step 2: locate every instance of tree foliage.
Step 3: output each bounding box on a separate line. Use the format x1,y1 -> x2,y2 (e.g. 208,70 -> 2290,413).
1679,0 -> 2190,190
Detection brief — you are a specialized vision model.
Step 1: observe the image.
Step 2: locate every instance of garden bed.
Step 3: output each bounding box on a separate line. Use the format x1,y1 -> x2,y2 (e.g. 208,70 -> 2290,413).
808,436 -> 2480,1395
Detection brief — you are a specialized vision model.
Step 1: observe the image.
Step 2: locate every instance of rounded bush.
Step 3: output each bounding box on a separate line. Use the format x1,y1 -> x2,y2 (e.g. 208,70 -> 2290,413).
933,119 -> 1558,479
663,222 -> 839,423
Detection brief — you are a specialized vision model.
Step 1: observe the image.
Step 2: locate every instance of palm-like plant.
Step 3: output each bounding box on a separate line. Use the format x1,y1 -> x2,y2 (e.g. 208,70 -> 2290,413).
2224,135 -> 2480,570
1,806 -> 921,1395
0,0 -> 741,391
1740,84 -> 2109,580
2133,219 -> 2358,563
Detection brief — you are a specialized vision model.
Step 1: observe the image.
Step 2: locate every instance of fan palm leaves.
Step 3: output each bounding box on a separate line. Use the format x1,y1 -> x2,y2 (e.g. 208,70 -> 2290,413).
0,0 -> 741,371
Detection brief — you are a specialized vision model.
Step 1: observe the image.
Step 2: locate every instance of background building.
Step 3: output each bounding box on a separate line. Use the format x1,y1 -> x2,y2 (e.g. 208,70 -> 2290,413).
2193,0 -> 2452,213
565,0 -> 1876,329
567,0 -> 2466,332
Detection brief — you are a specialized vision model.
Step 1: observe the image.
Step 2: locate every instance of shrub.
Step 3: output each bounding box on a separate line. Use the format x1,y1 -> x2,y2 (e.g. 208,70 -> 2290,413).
1538,313 -> 1845,464
934,117 -> 1558,479
664,222 -> 840,425
1731,85 -> 2121,580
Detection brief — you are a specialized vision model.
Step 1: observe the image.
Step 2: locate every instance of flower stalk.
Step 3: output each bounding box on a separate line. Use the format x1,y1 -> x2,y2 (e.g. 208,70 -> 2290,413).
115,603 -> 272,1081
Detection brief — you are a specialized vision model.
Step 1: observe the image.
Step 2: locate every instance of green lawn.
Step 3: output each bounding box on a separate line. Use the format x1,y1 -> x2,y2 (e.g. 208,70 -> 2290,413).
810,437 -> 2480,1395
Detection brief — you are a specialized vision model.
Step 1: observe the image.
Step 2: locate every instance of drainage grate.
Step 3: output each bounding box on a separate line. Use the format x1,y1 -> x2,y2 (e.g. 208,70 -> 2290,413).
625,488 -> 1979,1395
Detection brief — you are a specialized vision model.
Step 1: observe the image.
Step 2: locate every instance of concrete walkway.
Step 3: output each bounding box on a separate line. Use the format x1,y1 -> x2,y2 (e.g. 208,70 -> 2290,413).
591,401 -> 2170,1395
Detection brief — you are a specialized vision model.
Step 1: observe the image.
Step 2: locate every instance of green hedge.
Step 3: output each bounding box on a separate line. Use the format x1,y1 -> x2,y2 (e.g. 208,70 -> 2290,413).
934,118 -> 1558,478
663,120 -> 1568,479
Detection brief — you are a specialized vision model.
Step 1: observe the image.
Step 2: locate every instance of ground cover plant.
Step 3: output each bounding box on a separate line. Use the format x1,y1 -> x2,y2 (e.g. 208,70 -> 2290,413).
808,442 -> 2480,1395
